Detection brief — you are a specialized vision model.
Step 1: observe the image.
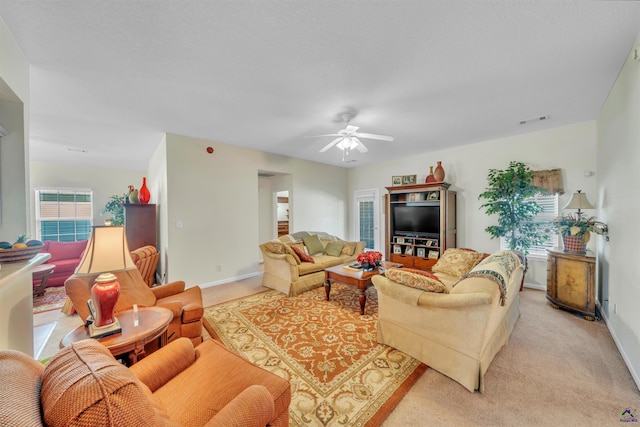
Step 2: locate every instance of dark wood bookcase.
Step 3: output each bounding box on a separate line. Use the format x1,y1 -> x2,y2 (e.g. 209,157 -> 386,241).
385,182 -> 457,270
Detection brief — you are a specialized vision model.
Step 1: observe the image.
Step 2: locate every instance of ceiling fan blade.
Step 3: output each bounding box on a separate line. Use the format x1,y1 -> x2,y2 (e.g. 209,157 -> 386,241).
353,137 -> 368,153
354,132 -> 394,141
319,137 -> 343,153
305,133 -> 341,138
345,125 -> 359,133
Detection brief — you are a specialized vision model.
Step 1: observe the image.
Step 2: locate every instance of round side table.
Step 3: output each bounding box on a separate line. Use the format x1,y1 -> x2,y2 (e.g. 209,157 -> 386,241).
60,306 -> 172,365
32,263 -> 55,297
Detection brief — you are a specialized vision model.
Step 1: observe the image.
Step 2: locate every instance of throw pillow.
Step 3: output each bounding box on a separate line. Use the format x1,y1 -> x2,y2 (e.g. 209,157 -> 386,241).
263,240 -> 300,264
384,268 -> 449,293
290,245 -> 314,263
340,241 -> 358,256
302,234 -> 325,256
432,248 -> 484,278
324,241 -> 345,257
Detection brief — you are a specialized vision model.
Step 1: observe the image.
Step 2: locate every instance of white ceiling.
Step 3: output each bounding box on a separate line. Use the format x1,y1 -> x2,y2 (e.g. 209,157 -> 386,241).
1,1 -> 639,170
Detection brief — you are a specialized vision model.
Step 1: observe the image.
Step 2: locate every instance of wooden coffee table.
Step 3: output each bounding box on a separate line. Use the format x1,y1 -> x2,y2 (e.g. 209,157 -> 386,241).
324,261 -> 403,315
60,306 -> 172,365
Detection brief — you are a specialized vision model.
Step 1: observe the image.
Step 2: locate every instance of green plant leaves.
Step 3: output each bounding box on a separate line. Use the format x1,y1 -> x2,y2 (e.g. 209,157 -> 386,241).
479,161 -> 550,255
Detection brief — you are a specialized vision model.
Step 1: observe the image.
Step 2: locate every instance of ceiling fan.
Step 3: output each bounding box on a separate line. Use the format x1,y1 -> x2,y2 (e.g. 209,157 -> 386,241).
306,112 -> 394,159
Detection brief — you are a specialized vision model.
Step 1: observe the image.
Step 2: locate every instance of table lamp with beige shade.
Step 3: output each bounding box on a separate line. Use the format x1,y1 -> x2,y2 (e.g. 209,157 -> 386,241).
74,225 -> 136,338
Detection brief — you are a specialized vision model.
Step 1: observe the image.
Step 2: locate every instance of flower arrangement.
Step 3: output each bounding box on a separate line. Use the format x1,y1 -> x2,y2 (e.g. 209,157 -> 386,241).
552,213 -> 608,236
357,251 -> 383,266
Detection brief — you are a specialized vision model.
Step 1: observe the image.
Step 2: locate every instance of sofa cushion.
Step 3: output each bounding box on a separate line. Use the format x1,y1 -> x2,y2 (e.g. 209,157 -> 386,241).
49,258 -> 79,274
264,239 -> 301,264
340,241 -> 357,256
45,240 -> 87,263
41,339 -> 174,427
324,241 -> 345,257
432,248 -> 484,279
385,268 -> 449,293
291,244 -> 314,263
302,234 -> 325,256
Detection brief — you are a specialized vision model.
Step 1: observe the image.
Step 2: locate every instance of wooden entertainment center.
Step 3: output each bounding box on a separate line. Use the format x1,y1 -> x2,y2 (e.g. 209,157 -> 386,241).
385,182 -> 457,270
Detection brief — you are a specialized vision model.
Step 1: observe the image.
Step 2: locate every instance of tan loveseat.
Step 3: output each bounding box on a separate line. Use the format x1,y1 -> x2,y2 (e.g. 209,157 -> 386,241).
371,249 -> 525,393
0,337 -> 291,426
260,231 -> 365,296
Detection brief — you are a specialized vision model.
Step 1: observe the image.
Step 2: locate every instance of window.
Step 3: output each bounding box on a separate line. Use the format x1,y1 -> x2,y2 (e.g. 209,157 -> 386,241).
35,188 -> 93,242
500,193 -> 558,259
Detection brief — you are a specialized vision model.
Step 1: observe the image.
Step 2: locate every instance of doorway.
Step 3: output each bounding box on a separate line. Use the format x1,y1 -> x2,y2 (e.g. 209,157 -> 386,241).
276,191 -> 289,237
354,189 -> 380,250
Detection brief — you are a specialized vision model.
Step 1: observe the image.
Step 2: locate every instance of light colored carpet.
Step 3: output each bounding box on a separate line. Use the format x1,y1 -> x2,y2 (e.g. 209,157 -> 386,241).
35,276 -> 640,426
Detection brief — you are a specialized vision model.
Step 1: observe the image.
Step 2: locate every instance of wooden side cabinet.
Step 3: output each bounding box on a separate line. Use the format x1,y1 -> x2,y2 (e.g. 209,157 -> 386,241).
124,204 -> 157,251
546,248 -> 597,321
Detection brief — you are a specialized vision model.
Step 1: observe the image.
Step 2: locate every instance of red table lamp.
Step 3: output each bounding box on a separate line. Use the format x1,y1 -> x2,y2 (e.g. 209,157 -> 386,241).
75,226 -> 136,338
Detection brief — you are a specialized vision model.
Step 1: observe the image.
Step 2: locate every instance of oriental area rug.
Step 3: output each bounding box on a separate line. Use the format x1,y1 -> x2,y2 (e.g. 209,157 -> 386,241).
33,286 -> 67,314
203,284 -> 427,427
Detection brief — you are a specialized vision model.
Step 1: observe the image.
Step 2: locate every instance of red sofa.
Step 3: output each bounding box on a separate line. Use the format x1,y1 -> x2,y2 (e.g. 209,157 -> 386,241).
35,240 -> 87,288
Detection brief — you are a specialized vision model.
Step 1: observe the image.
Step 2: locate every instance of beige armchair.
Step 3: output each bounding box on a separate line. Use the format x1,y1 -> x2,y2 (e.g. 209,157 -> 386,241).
65,268 -> 203,345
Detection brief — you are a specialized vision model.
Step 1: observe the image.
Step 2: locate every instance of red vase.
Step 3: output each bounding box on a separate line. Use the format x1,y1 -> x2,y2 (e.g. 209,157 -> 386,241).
90,273 -> 120,327
425,166 -> 436,183
138,177 -> 151,204
434,161 -> 445,182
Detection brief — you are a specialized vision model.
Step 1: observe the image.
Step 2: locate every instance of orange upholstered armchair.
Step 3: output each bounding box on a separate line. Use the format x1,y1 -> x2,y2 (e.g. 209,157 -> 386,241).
0,338 -> 291,426
65,268 -> 203,345
129,245 -> 160,287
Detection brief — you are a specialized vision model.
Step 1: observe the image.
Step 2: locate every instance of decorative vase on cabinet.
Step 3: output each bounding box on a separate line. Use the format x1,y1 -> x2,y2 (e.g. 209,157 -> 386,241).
425,166 -> 436,183
434,161 -> 445,182
138,177 -> 151,204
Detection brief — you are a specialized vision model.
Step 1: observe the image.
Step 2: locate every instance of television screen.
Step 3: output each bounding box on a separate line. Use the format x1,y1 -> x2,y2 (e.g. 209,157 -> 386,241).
392,205 -> 440,237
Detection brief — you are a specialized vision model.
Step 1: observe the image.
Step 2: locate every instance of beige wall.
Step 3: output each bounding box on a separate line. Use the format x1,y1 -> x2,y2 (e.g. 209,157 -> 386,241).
596,34 -> 640,387
349,121 -> 598,287
29,161 -> 146,234
0,17 -> 29,239
154,133 -> 349,287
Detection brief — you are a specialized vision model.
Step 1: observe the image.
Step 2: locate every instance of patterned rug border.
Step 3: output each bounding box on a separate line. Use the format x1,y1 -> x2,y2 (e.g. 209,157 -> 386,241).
33,286 -> 67,314
203,286 -> 427,426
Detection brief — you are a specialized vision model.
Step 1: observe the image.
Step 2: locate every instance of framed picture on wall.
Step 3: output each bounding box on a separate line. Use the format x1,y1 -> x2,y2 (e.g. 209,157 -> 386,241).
392,176 -> 402,186
402,175 -> 417,185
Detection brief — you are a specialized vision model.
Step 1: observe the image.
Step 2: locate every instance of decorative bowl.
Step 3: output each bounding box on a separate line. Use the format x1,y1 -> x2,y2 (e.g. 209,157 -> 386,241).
0,245 -> 44,264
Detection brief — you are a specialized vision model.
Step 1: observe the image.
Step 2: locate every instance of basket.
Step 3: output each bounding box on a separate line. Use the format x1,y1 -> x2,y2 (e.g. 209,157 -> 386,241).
0,245 -> 44,263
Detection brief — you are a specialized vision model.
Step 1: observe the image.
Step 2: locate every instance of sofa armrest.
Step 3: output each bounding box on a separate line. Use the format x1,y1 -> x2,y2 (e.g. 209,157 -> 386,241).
155,300 -> 183,319
261,249 -> 300,281
204,385 -> 275,427
130,337 -> 196,392
151,281 -> 186,299
182,302 -> 204,323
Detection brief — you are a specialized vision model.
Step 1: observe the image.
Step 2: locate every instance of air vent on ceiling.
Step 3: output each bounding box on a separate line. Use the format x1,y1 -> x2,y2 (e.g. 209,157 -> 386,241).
519,115 -> 549,125
68,147 -> 88,153
258,172 -> 275,178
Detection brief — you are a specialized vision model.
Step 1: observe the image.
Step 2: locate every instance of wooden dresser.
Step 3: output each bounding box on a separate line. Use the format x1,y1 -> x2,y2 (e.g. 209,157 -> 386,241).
546,248 -> 597,321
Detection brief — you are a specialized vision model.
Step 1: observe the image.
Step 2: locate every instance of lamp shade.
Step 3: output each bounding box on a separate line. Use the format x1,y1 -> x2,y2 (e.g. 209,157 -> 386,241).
563,190 -> 595,211
75,226 -> 136,275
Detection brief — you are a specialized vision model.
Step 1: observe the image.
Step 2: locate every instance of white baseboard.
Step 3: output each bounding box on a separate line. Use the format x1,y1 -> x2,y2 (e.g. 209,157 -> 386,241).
198,271 -> 262,289
598,303 -> 640,391
523,281 -> 546,291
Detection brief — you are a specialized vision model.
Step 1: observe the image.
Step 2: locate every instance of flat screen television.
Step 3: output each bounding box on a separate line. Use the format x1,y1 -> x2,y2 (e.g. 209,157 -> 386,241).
392,205 -> 440,237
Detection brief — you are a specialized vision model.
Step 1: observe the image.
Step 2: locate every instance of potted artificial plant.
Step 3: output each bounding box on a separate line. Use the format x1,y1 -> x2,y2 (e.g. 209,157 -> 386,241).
100,194 -> 127,226
478,161 -> 549,256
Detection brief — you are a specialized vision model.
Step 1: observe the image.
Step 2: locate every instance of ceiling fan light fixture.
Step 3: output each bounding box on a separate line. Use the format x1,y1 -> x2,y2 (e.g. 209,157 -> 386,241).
337,137 -> 358,151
